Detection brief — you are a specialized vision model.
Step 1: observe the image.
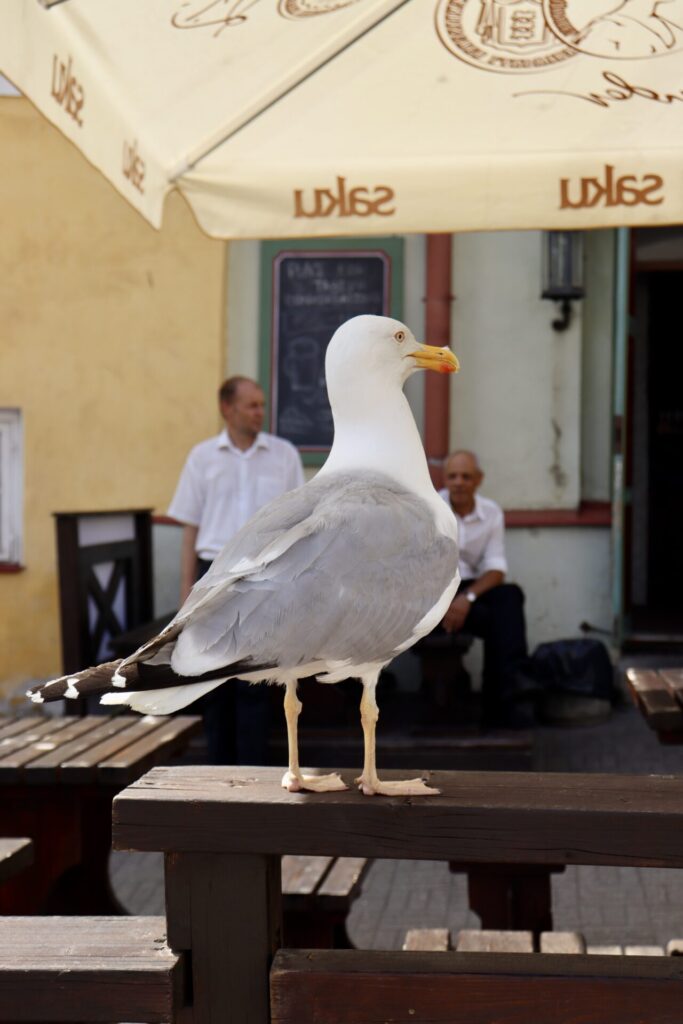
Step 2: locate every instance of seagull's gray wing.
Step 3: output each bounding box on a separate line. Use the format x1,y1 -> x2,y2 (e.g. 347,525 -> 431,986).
169,472 -> 459,677
116,479 -> 329,669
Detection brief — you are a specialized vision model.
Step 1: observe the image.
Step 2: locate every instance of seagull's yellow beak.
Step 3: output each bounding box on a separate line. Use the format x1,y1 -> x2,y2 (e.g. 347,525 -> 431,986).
409,344 -> 460,374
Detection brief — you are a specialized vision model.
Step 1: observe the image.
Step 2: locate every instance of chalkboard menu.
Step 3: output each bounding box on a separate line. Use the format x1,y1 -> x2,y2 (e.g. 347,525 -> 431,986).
270,250 -> 392,452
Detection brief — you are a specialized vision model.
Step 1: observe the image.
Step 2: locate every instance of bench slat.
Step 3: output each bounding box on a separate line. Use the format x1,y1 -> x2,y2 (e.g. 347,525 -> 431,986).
456,929 -> 534,953
403,928 -> 450,951
58,718 -> 164,780
24,716 -> 134,781
0,718 -> 45,743
317,857 -> 368,899
96,717 -> 201,783
3,718 -> 97,763
281,855 -> 369,948
0,719 -> 79,780
0,916 -> 182,1022
282,855 -> 333,897
658,670 -> 683,705
271,948 -> 683,1024
625,669 -> 683,732
540,931 -> 585,954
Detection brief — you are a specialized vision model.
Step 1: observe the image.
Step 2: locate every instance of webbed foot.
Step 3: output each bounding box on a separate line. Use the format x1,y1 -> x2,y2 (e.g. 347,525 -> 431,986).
281,770 -> 348,793
354,775 -> 440,797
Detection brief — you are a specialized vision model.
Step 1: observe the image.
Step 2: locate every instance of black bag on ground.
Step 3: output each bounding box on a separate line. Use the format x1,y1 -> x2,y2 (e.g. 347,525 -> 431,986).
530,638 -> 615,702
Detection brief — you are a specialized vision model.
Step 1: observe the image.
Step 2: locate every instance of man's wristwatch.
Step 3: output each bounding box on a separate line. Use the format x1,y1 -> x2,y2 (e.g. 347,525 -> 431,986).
464,591 -> 477,604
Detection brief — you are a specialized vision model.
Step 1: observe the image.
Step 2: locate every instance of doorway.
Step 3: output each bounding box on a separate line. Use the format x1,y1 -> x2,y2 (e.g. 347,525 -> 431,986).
628,243 -> 683,639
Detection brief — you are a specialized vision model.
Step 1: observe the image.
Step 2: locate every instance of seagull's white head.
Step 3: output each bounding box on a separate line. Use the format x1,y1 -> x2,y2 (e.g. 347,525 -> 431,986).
321,315 -> 460,496
325,315 -> 459,396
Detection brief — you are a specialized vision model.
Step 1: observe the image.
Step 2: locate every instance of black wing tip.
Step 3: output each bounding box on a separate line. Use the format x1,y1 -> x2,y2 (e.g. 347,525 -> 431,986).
25,661 -> 125,705
26,675 -> 81,704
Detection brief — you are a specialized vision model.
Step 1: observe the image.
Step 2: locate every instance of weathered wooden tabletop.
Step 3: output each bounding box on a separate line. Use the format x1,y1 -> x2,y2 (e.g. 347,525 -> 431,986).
626,668 -> 683,742
113,764 -> 683,868
0,713 -> 201,786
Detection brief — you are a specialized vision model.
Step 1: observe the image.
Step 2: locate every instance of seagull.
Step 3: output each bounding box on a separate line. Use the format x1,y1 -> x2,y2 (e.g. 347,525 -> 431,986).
28,315 -> 460,797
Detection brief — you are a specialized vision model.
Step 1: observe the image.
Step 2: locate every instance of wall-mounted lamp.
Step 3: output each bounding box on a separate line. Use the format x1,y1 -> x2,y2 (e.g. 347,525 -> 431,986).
541,230 -> 585,332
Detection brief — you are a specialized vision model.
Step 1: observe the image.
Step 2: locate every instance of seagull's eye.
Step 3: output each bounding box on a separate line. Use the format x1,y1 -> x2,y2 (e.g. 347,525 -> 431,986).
394,330 -> 406,343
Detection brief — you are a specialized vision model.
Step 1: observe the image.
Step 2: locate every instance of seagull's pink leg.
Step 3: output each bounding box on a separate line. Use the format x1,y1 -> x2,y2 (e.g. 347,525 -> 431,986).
355,673 -> 439,797
280,681 -> 346,793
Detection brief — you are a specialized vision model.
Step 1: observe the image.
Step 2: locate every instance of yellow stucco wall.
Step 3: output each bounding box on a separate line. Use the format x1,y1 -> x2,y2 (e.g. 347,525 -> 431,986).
0,99 -> 226,695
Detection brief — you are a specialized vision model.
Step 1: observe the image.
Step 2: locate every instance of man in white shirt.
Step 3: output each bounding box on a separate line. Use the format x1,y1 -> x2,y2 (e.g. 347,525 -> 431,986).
168,375 -> 305,763
434,449 -> 532,728
169,376 -> 305,602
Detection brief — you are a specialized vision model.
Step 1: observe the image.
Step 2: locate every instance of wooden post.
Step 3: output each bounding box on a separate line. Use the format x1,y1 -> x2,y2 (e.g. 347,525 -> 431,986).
424,234 -> 454,489
461,863 -> 564,938
165,851 -> 281,1024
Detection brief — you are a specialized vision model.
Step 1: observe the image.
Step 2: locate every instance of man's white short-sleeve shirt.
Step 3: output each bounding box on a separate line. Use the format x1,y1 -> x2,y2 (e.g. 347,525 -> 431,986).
169,430 -> 305,560
438,490 -> 508,580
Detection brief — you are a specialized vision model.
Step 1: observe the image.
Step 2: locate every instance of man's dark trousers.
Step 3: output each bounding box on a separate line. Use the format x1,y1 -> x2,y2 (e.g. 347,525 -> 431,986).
194,557 -> 271,765
431,580 -> 530,727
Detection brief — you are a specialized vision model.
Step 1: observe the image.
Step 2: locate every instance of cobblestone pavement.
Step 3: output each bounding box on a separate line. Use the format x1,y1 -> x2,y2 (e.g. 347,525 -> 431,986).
110,702 -> 683,949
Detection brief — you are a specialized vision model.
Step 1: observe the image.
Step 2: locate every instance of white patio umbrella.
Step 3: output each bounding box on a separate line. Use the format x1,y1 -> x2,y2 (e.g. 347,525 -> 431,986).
2,0 -> 683,239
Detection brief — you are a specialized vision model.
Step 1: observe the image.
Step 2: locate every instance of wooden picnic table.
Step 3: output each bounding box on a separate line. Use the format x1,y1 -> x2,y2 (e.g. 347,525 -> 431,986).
112,764 -> 683,1024
0,713 -> 200,914
0,838 -> 33,885
625,667 -> 683,743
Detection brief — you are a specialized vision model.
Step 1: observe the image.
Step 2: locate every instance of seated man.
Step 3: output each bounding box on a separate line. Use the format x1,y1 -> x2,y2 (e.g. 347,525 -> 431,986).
435,449 -> 534,728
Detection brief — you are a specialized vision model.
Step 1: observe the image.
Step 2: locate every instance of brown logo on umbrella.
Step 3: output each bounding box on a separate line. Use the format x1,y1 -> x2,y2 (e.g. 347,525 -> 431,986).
51,54 -> 84,126
436,0 -> 577,72
559,164 -> 664,208
123,140 -> 146,194
293,176 -> 395,218
437,0 -> 683,68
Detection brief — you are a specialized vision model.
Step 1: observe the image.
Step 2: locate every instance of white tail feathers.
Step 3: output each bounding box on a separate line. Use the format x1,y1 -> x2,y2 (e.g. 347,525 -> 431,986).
100,677 -> 226,716
99,691 -> 130,706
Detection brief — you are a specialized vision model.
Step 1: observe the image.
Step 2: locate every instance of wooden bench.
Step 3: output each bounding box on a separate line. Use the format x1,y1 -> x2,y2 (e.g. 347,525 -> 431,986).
282,854 -> 369,948
451,928 -> 680,957
458,930 -> 588,954
270,946 -> 683,1023
111,764 -> 683,1024
0,916 -> 182,1022
456,929 -> 671,956
625,667 -> 683,742
0,713 -> 200,913
404,928 -> 586,955
404,927 -> 664,956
